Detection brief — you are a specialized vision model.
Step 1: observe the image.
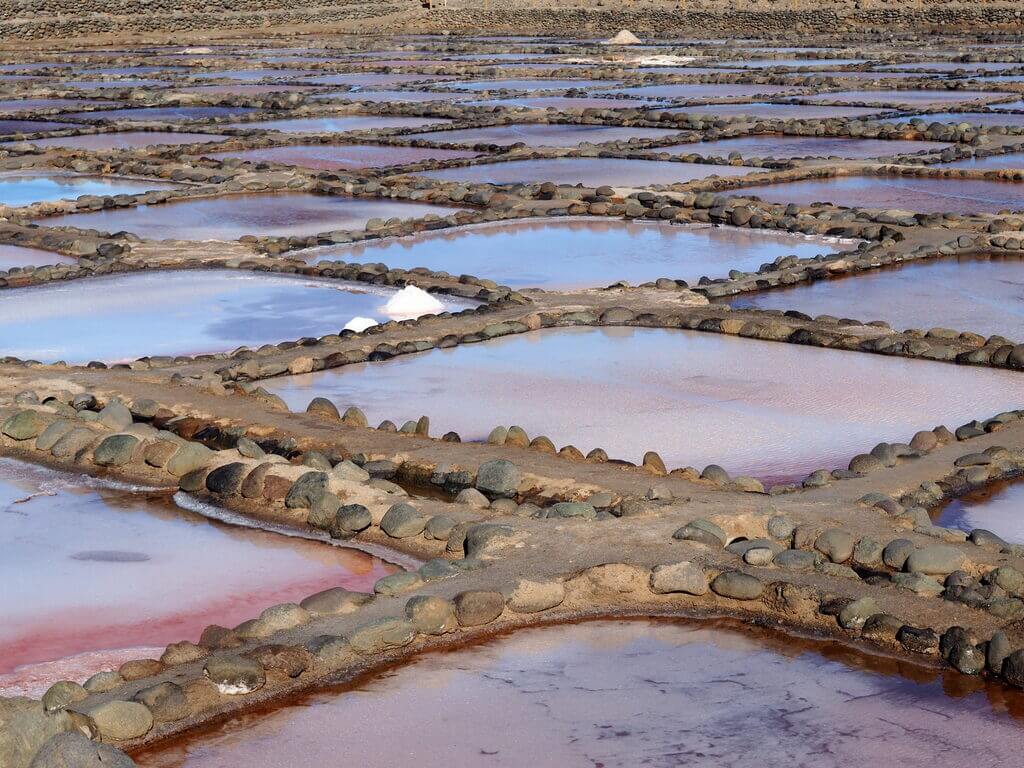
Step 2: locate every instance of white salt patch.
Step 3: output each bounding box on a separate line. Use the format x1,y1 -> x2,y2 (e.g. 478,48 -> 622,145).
215,682 -> 256,695
602,29 -> 642,45
343,316 -> 378,332
635,55 -> 697,66
381,285 -> 445,320
0,646 -> 165,698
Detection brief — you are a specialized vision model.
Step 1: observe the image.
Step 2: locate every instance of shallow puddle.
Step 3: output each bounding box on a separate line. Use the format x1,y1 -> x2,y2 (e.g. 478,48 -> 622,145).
737,175 -> 1024,213
403,123 -> 680,147
0,458 -> 397,696
65,106 -> 257,122
133,618 -> 1024,768
38,193 -> 463,241
305,218 -> 844,289
225,115 -> 450,133
0,243 -> 72,268
203,143 -> 480,169
683,136 -> 948,159
20,131 -> 231,149
414,157 -> 759,186
0,268 -> 474,362
723,253 -> 1024,338
0,171 -> 178,206
265,326 -> 1023,482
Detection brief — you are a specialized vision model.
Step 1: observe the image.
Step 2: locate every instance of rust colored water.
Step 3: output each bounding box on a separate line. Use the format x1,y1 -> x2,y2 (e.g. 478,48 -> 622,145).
737,176 -> 1024,213
0,458 -> 398,696
38,194 -> 463,241
133,618 -> 1024,768
415,157 -> 759,186
203,143 -> 480,169
682,136 -> 948,159
403,123 -> 680,147
20,132 -> 231,149
265,326 -> 1024,482
723,254 -> 1024,338
304,218 -> 845,289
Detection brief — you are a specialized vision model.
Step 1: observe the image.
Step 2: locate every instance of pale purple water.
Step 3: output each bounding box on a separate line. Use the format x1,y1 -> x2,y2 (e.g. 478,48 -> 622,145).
19,132 -> 231,149
737,175 -> 1024,213
724,254 -> 1024,338
0,269 -> 474,362
134,618 -> 1024,768
39,194 -> 463,241
0,243 -> 72,268
0,171 -> 178,206
0,458 -> 396,695
191,69 -> 316,81
304,218 -> 844,288
942,152 -> 1024,169
436,79 -> 614,91
656,103 -> 884,120
806,90 -> 1008,106
0,119 -> 76,134
0,98 -> 109,112
301,73 -> 452,87
65,106 -> 256,122
714,58 -> 866,68
899,112 -> 1024,128
225,116 -> 451,133
403,124 -> 680,147
598,83 -> 800,100
312,89 -> 474,103
203,143 -> 479,169
465,96 -> 658,110
414,157 -> 759,186
678,136 -> 949,159
265,326 -> 1024,481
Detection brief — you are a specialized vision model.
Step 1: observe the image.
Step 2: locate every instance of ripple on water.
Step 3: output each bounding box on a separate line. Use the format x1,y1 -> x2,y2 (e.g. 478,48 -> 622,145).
133,618 -> 1024,768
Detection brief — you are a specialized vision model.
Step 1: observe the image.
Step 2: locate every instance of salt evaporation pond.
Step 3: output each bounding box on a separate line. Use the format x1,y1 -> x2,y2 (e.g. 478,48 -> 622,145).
305,218 -> 845,289
38,193 -> 463,240
403,123 -> 680,147
415,158 -> 759,186
0,458 -> 397,697
0,269 -> 474,362
0,119 -> 76,134
598,83 -> 799,99
312,89 -> 474,103
204,143 -> 480,169
942,152 -> 1024,169
805,89 -> 1006,106
20,132 -> 231,149
661,103 -> 884,120
225,115 -> 451,133
467,96 -> 657,110
0,171 -> 178,206
133,618 -> 1024,768
904,112 -> 1024,128
683,136 -> 949,159
266,326 -> 1023,482
436,78 -> 613,91
934,480 -> 1024,542
0,244 -> 73,268
300,73 -> 451,87
724,254 -> 1024,339
737,176 -> 1024,214
65,106 -> 257,122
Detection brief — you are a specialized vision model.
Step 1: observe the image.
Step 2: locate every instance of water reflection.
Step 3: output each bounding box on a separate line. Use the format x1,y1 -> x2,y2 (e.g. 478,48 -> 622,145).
304,218 -> 844,289
934,479 -> 1024,542
403,123 -> 680,148
266,326 -> 1024,482
0,458 -> 396,694
38,193 -> 463,240
133,618 -> 1024,768
416,158 -> 758,186
0,171 -> 178,207
0,269 -> 475,362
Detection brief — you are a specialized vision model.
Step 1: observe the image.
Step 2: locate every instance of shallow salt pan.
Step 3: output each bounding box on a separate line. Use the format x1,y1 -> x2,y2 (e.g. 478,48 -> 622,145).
266,326 -> 1024,482
723,254 -> 1024,339
934,481 -> 1024,542
303,218 -> 847,289
133,619 -> 1024,768
0,171 -> 178,207
0,458 -> 397,695
0,269 -> 475,363
37,193 -> 464,241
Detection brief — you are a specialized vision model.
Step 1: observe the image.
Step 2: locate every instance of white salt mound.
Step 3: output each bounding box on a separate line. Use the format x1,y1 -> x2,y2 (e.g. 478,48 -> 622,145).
382,285 -> 445,319
602,30 -> 642,45
343,316 -> 378,333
